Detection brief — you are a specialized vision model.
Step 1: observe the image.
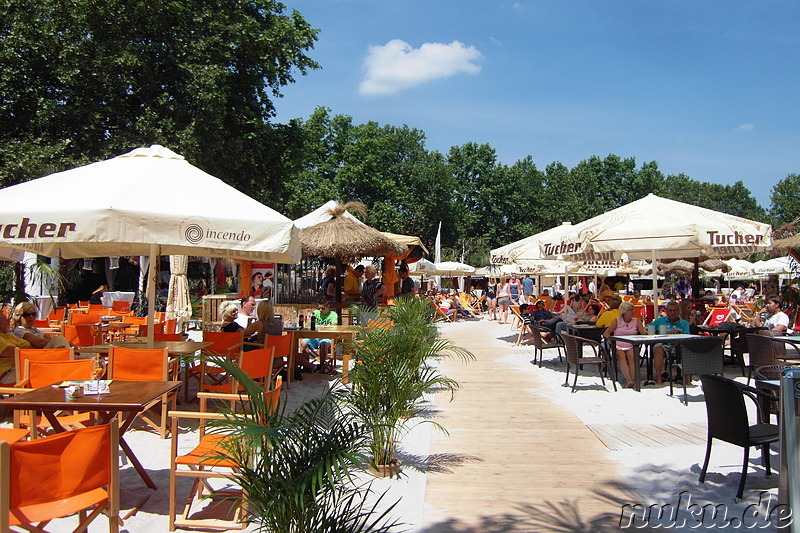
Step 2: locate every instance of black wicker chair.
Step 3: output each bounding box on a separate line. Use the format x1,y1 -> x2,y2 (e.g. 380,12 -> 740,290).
560,333 -> 616,393
744,334 -> 785,385
669,336 -> 724,404
528,324 -> 564,367
699,374 -> 779,501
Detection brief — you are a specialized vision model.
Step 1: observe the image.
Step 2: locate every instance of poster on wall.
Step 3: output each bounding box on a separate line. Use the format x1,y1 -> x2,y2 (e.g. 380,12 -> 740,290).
249,262 -> 275,300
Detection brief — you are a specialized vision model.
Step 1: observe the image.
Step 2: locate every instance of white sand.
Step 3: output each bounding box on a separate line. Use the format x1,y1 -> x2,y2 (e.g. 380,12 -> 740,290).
2,319 -> 784,532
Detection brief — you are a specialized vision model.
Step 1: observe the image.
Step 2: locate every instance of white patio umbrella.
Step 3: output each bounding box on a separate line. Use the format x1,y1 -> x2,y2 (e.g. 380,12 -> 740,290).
751,256 -> 795,275
165,255 -> 192,332
0,145 -> 301,342
408,258 -> 437,275
545,193 -> 772,320
434,261 -> 476,276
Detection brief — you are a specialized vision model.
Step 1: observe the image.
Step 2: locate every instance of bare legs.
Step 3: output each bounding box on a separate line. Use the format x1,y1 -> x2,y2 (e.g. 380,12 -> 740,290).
487,299 -> 497,320
616,348 -> 636,388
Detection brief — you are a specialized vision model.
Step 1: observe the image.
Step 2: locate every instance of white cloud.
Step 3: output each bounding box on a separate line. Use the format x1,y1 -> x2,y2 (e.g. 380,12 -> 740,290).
734,123 -> 755,133
359,39 -> 483,96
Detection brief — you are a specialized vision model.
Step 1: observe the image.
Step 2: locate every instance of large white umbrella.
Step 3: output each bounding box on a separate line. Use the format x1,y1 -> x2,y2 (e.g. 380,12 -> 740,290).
545,193 -> 772,319
0,145 -> 301,341
408,258 -> 438,275
752,256 -> 796,275
434,261 -> 476,276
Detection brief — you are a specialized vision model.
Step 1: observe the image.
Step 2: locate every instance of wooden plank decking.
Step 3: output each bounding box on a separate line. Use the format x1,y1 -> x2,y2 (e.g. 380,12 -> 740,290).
420,321 -> 632,532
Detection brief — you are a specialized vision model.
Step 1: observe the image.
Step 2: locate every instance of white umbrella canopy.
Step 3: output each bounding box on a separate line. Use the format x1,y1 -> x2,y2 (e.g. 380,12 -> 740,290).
752,256 -> 796,275
408,258 -> 437,275
434,261 -> 476,276
546,193 -> 772,262
0,145 -> 301,340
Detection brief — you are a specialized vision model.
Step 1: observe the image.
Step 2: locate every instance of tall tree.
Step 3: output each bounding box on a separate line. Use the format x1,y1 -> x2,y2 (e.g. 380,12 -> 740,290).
0,0 -> 319,206
770,173 -> 800,226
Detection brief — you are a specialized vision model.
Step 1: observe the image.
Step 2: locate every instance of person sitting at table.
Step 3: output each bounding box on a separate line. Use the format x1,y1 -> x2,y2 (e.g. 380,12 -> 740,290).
577,301 -> 603,323
0,312 -> 30,383
218,301 -> 262,348
235,295 -> 257,329
649,301 -> 691,385
299,298 -> 338,374
678,300 -> 701,327
595,296 -> 622,330
11,302 -> 72,349
753,296 -> 790,333
604,301 -> 647,388
552,293 -> 586,335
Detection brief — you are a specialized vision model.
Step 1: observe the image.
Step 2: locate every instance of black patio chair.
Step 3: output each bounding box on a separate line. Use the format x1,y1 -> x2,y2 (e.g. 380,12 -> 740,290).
744,334 -> 785,385
560,333 -> 616,393
669,336 -> 724,405
528,324 -> 564,367
699,374 -> 779,501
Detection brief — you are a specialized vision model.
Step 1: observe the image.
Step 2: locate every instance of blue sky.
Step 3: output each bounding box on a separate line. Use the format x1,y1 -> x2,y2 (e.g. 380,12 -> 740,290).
274,0 -> 800,209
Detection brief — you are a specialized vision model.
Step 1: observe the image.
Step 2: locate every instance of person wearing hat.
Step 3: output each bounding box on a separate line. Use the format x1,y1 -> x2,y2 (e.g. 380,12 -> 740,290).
343,264 -> 365,302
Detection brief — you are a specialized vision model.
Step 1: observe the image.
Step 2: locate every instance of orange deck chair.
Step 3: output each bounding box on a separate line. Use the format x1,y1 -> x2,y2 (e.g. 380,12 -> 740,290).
0,420 -> 120,532
185,331 -> 243,401
168,377 -> 282,532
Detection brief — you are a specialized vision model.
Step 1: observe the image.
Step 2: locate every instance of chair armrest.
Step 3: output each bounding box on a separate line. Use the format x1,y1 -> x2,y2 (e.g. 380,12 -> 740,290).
0,386 -> 32,395
197,391 -> 248,401
167,410 -> 229,421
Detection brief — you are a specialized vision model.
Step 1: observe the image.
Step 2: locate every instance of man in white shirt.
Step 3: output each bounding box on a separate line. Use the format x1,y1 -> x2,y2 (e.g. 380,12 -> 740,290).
235,295 -> 257,329
754,296 -> 790,332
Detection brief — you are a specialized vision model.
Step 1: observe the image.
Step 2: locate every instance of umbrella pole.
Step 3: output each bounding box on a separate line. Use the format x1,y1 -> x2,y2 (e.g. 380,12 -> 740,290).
146,243 -> 158,347
651,249 -> 658,324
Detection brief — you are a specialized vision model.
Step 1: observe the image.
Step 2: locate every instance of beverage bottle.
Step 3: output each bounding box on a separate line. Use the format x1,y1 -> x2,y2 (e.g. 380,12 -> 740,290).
310,314 -> 316,330
299,313 -> 305,329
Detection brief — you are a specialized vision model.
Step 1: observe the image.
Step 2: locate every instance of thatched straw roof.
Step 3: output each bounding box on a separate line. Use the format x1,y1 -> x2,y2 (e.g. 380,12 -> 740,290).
772,235 -> 800,252
299,202 -> 406,261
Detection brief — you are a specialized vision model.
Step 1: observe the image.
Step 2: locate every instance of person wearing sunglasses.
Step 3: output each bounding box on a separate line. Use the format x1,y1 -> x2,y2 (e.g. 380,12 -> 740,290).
12,302 -> 72,349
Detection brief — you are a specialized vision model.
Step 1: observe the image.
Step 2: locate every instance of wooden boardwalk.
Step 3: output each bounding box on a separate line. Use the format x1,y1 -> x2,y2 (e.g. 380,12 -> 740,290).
420,321 -> 633,532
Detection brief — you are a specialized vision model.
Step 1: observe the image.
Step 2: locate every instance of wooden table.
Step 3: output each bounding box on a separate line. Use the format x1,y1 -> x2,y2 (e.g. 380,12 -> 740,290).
610,334 -> 703,391
78,341 -> 212,402
0,380 -> 181,489
288,325 -> 359,386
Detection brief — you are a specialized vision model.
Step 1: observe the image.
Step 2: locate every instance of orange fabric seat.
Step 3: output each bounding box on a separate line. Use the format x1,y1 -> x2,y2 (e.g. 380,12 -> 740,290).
175,433 -> 239,468
0,421 -> 119,531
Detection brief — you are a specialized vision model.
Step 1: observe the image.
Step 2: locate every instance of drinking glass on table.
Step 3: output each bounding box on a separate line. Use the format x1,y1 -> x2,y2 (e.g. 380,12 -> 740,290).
92,355 -> 106,396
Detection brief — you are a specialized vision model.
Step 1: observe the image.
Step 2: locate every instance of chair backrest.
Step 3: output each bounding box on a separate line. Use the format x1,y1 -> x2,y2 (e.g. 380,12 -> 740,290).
137,321 -> 164,337
553,300 -> 565,312
69,312 -> 103,326
163,318 -> 177,335
1,421 -> 116,526
745,334 -> 783,367
32,319 -> 50,329
88,303 -> 103,311
559,332 -> 587,365
699,374 -> 753,447
153,333 -> 182,342
47,307 -> 66,324
240,347 -> 275,384
14,347 -> 74,381
108,346 -> 169,381
203,331 -> 244,358
62,324 -> 100,348
754,365 -> 787,381
110,300 -> 131,313
678,336 -> 725,376
25,359 -> 94,388
264,334 -> 293,359
706,308 -> 731,326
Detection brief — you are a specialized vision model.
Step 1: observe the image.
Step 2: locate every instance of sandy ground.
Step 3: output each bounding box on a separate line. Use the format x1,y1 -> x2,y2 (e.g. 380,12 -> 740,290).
1,318 -> 785,532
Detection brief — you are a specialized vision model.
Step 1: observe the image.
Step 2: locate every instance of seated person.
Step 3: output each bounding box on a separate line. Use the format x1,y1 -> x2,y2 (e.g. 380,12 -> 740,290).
531,300 -> 554,327
604,302 -> 646,388
89,284 -> 107,305
753,296 -> 790,333
218,301 -> 262,348
649,301 -> 690,385
552,293 -> 586,335
299,298 -> 338,374
452,290 -> 480,318
1,311 -> 35,383
595,296 -> 622,329
12,302 -> 71,349
576,301 -> 603,323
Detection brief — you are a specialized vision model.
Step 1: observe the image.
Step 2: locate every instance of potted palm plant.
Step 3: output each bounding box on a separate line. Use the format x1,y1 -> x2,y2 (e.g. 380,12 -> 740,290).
346,297 -> 473,476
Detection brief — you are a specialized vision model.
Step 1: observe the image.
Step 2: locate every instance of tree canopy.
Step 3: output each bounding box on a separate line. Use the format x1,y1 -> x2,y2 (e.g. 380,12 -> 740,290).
0,0 -> 319,203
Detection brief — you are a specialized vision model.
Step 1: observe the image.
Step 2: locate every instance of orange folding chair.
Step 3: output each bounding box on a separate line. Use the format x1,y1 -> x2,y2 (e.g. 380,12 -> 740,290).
62,324 -> 101,348
201,347 -> 275,396
0,420 -> 120,532
108,346 -> 174,439
110,300 -> 131,314
69,312 -> 103,326
187,331 -> 244,397
136,321 -> 164,337
47,307 -> 66,326
168,377 -> 282,532
704,307 -> 732,326
15,359 -> 94,438
264,334 -> 291,381
13,348 -> 75,384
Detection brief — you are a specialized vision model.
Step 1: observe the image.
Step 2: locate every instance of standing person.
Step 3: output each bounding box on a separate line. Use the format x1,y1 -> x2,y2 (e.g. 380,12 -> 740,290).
317,266 -> 337,302
496,276 -> 511,324
486,277 -> 498,320
521,274 -> 535,303
675,277 -> 690,299
343,265 -> 365,301
360,266 -> 386,310
398,266 -> 417,297
509,275 -> 522,305
604,301 -> 647,388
